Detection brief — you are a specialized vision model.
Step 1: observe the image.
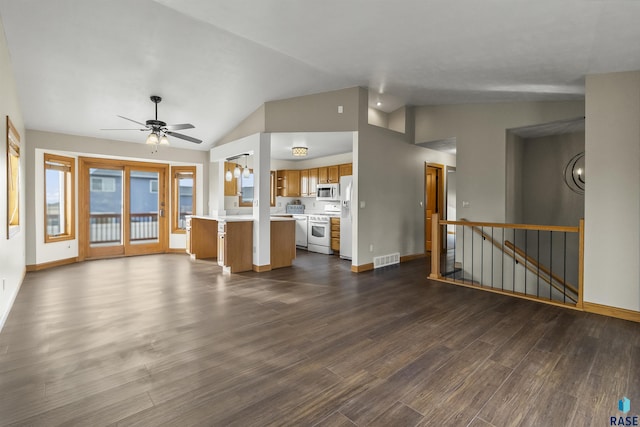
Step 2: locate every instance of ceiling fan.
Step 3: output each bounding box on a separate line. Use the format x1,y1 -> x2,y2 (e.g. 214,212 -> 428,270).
103,96 -> 202,145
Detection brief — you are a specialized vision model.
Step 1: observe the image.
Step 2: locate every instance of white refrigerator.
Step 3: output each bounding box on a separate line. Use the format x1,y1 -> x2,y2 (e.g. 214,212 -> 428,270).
339,175 -> 353,260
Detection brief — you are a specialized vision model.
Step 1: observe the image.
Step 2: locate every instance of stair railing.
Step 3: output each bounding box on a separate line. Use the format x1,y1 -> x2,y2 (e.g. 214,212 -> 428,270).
429,214 -> 585,309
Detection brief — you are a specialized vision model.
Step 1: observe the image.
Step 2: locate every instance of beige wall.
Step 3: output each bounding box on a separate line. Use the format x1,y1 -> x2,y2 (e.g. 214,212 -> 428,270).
25,130 -> 209,265
584,71 -> 640,312
0,18 -> 26,330
355,88 -> 456,266
215,104 -> 266,146
265,87 -> 359,133
415,101 -> 585,222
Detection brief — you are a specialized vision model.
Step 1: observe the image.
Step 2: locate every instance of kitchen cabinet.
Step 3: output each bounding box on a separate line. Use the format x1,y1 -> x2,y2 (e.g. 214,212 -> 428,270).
330,217 -> 340,252
278,170 -> 301,197
271,219 -> 296,269
328,165 -> 339,183
218,220 -> 253,273
276,170 -> 285,197
270,171 -> 276,206
318,167 -> 328,184
339,163 -> 352,177
308,168 -> 318,196
186,217 -> 218,259
300,169 -> 309,196
224,162 -> 238,196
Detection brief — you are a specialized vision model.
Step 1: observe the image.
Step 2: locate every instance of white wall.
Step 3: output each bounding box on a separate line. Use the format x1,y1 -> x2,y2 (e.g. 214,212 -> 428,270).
26,130 -> 208,266
0,18 -> 26,330
415,101 -> 585,222
210,133 -> 272,267
584,71 -> 640,312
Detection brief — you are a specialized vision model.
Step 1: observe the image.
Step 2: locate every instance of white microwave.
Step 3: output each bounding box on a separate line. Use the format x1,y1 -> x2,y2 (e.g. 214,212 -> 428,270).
316,183 -> 340,201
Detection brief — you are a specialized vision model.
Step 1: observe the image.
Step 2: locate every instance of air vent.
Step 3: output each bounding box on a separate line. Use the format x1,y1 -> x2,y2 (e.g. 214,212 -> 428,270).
373,253 -> 400,269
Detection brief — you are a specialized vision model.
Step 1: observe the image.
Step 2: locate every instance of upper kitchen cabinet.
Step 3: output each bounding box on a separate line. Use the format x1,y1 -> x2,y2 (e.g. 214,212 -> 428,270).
270,171 -> 276,206
224,162 -> 238,196
328,165 -> 339,183
308,168 -> 319,196
277,169 -> 301,197
300,169 -> 309,197
319,165 -> 339,184
339,163 -> 352,177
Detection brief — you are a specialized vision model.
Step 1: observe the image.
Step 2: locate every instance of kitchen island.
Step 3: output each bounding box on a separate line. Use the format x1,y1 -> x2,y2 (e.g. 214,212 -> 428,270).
186,215 -> 296,272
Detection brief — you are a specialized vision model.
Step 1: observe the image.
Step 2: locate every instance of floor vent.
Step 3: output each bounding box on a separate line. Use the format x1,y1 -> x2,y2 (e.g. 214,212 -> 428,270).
373,253 -> 400,269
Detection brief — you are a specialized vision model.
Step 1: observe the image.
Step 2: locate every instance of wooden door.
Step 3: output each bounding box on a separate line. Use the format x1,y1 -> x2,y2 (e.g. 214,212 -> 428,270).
425,164 -> 444,252
80,157 -> 168,260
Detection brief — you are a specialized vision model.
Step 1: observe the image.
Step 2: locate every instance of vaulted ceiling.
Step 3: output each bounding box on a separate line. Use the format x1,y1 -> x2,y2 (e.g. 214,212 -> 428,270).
1,0 -> 639,150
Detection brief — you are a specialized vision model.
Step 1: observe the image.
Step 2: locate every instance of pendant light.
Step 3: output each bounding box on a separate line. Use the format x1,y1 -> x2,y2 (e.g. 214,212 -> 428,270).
242,155 -> 250,178
233,163 -> 241,178
225,164 -> 232,182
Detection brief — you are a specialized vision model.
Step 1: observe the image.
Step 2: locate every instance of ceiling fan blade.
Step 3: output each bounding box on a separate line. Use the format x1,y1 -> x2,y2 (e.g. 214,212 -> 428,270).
166,131 -> 202,144
165,123 -> 195,131
100,128 -> 147,131
117,115 -> 148,127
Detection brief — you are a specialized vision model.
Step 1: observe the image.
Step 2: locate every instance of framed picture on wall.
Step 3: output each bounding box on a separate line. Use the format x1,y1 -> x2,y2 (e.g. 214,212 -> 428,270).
6,116 -> 20,239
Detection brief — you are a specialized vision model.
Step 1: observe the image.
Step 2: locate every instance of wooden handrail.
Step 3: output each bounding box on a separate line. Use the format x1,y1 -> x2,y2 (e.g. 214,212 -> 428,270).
504,241 -> 579,296
440,219 -> 579,233
465,224 -> 577,303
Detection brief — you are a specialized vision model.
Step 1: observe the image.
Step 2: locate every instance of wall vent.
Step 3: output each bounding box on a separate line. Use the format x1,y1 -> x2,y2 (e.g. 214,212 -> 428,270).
373,253 -> 400,269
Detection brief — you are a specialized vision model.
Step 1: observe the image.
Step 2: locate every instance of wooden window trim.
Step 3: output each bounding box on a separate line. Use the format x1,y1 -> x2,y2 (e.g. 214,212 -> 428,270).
171,165 -> 196,234
44,153 -> 75,243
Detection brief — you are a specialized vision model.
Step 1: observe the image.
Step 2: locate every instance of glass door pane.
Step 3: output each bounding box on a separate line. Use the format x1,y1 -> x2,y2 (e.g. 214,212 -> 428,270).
89,168 -> 123,248
129,170 -> 159,244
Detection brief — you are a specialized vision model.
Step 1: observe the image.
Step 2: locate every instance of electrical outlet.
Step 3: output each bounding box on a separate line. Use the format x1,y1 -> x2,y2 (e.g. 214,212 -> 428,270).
369,244 -> 374,252
338,105 -> 343,114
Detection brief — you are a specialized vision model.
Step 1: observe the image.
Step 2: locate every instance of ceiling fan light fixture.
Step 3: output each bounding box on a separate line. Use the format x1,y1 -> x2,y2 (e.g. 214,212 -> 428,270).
159,134 -> 170,146
146,132 -> 159,145
292,146 -> 308,157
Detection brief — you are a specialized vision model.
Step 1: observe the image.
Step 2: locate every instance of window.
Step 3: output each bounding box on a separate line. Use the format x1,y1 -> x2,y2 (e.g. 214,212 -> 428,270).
90,176 -> 115,192
239,170 -> 254,207
150,179 -> 158,193
171,166 -> 196,233
44,153 -> 75,242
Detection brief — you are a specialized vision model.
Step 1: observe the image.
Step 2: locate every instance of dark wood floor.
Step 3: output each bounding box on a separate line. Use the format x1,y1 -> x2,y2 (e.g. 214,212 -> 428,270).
0,251 -> 638,426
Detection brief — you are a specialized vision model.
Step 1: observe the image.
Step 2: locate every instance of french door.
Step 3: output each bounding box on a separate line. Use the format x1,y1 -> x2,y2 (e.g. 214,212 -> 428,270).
79,157 -> 168,259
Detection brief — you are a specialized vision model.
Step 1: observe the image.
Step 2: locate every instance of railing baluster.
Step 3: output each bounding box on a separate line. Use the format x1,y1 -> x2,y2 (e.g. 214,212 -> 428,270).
501,228 -> 505,292
524,229 -> 528,296
480,226 -> 484,287
537,230 -> 540,298
563,232 -> 567,304
491,227 -> 495,288
549,230 -> 553,300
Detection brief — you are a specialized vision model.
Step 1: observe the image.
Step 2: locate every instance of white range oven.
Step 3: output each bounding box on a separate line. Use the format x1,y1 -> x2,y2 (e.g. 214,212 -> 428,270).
307,215 -> 333,254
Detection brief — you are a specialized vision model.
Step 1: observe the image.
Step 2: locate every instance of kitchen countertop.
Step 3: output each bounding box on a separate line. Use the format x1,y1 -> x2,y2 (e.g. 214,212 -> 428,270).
188,215 -> 295,222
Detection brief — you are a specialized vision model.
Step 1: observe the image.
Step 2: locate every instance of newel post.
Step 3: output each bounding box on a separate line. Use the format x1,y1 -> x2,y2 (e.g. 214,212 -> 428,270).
429,213 -> 441,279
578,218 -> 585,309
